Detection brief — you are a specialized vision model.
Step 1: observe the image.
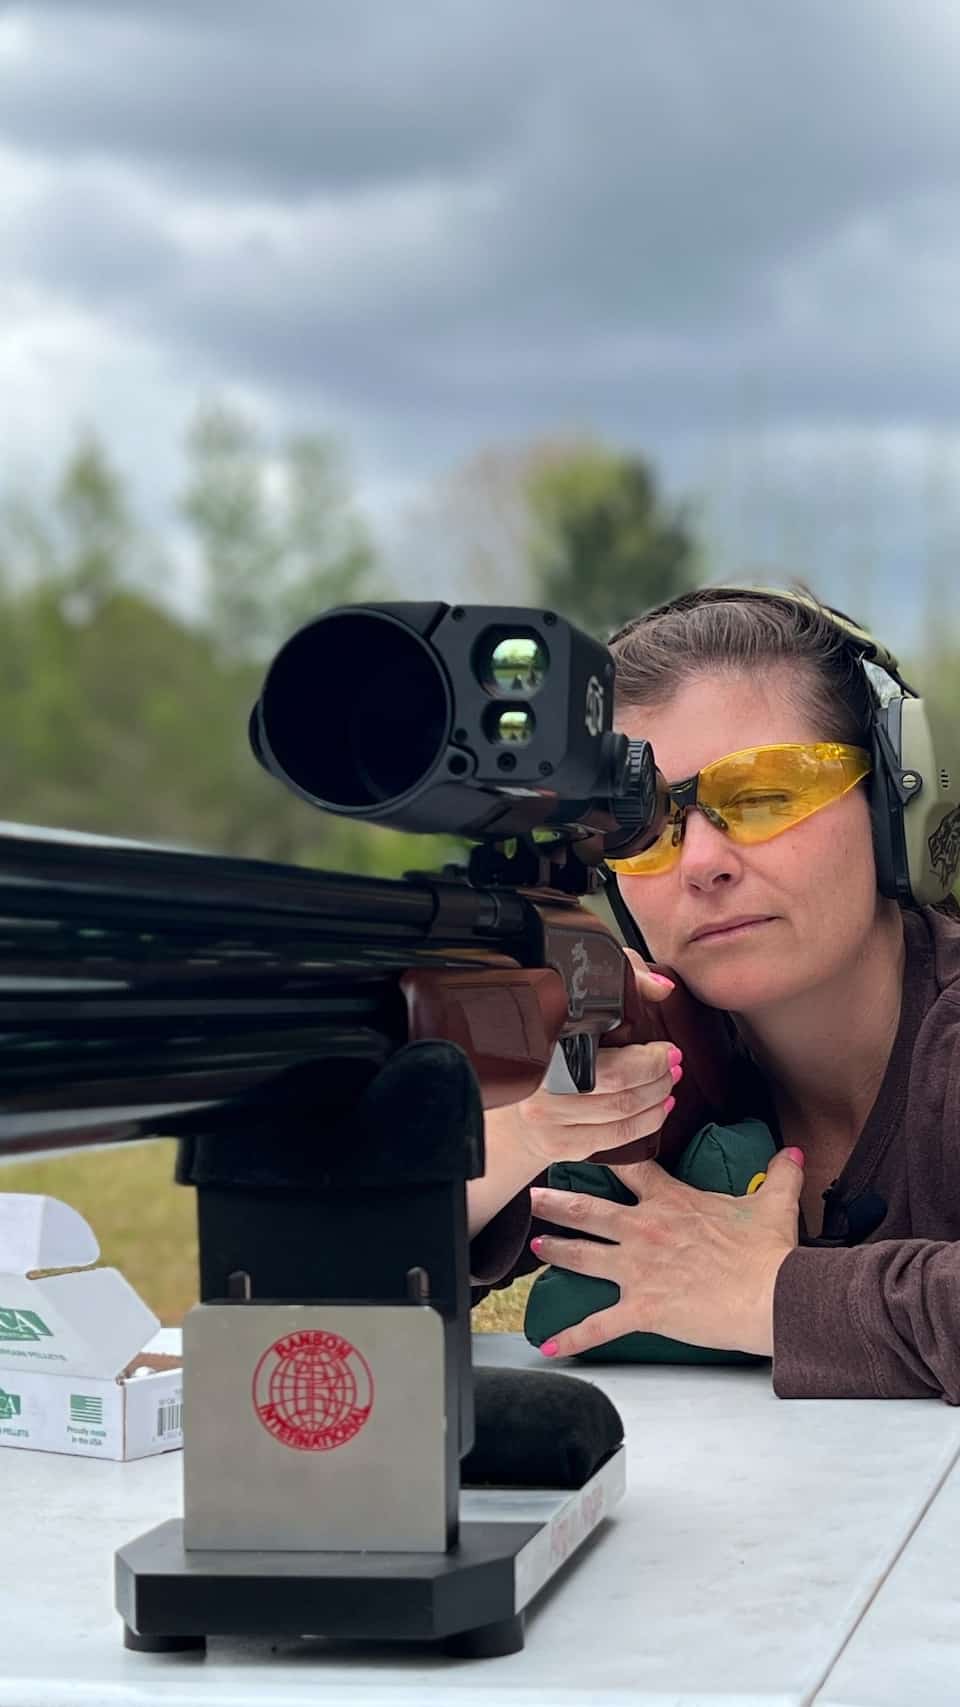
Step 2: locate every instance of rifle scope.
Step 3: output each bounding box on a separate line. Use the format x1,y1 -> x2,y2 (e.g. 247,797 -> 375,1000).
250,603 -> 669,860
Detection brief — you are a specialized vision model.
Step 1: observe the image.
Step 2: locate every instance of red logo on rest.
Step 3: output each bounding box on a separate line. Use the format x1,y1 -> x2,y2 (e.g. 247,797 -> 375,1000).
252,1329 -> 374,1452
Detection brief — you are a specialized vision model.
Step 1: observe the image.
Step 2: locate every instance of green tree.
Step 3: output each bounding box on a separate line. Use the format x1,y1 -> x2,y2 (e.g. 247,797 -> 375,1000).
182,405 -> 378,663
526,443 -> 699,637
2,422 -> 461,881
55,436 -> 135,615
1,434 -> 139,613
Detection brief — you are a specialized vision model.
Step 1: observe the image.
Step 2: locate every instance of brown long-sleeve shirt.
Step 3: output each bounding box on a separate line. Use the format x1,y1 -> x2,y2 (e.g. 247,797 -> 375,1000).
472,904 -> 960,1403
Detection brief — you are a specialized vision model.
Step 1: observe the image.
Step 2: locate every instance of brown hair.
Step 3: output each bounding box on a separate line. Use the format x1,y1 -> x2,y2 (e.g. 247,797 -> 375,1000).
608,583 -> 875,746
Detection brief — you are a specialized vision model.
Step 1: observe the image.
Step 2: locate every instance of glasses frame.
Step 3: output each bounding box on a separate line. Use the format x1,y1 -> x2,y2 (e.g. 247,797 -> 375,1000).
606,741 -> 872,876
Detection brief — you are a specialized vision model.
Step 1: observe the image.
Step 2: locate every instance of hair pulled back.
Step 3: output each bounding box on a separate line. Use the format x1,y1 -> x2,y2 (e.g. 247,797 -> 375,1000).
608,584 -> 875,748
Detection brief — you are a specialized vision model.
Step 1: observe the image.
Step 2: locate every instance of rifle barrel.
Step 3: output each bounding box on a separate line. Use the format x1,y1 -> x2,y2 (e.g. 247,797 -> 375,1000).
0,824 -> 530,1156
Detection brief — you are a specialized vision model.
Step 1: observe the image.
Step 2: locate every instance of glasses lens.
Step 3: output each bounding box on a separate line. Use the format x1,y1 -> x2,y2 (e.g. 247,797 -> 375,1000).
702,743 -> 870,843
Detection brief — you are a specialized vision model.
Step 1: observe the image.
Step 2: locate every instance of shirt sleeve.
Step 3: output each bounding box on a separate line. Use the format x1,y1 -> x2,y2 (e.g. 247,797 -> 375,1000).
469,1175 -> 548,1305
774,946 -> 960,1401
773,1241 -> 960,1402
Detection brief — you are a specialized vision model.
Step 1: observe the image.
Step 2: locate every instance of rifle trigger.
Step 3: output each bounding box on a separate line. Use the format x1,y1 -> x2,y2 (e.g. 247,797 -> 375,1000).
543,1033 -> 597,1095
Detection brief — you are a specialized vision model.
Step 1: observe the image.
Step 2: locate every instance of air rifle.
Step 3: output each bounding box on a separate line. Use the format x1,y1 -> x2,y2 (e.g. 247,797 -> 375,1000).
0,602 -> 732,1658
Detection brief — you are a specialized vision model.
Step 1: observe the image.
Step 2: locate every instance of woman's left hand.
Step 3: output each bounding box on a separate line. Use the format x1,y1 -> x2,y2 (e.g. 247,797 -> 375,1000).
528,1148 -> 804,1359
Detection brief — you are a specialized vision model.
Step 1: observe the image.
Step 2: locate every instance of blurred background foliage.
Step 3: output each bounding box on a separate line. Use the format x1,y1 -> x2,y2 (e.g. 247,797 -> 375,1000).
2,404 -> 700,875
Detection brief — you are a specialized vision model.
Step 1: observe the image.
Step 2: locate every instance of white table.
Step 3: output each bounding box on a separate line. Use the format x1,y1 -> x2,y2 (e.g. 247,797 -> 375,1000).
815,1439 -> 960,1707
3,1334 -> 960,1707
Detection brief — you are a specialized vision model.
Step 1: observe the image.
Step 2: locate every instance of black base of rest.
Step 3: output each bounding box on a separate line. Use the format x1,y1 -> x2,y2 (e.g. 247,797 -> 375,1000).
116,1515 -> 538,1657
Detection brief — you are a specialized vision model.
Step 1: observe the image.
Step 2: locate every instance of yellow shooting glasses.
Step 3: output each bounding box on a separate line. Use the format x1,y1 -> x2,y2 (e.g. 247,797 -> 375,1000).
606,742 -> 872,876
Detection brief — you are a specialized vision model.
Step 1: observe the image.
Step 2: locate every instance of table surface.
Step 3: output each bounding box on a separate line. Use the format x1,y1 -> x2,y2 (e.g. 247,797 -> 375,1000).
2,1333 -> 960,1707
815,1436 -> 960,1707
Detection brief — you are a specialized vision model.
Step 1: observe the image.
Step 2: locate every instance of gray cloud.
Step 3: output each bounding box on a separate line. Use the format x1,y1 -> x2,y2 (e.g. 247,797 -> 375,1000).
0,1 -> 535,193
4,0 -> 960,645
6,2 -> 960,403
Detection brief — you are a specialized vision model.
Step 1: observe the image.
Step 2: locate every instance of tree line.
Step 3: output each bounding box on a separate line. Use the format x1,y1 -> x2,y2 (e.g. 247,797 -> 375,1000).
3,407 -> 697,875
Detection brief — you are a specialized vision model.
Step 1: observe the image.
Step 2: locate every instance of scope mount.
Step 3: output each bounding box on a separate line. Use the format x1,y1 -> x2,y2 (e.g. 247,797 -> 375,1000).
464,831 -> 606,895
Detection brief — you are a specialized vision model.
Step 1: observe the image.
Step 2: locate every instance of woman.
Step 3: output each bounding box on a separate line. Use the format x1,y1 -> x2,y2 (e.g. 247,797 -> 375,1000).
467,585 -> 960,1401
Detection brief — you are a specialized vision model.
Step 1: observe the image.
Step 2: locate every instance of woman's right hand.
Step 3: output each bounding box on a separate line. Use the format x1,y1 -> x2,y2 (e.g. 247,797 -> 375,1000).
468,954 -> 680,1241
507,1035 -> 682,1167
503,954 -> 682,1168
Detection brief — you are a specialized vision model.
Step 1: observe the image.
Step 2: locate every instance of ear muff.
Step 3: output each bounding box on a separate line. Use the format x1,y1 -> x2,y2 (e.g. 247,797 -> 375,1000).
619,585 -> 960,908
794,603 -> 960,907
868,683 -> 960,906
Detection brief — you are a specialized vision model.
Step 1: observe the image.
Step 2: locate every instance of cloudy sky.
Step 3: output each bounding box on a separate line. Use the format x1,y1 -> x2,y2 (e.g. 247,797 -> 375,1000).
3,0 -> 960,644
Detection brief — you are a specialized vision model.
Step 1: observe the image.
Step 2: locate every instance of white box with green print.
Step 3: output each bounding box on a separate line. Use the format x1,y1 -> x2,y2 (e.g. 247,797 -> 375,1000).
0,1193 -> 182,1459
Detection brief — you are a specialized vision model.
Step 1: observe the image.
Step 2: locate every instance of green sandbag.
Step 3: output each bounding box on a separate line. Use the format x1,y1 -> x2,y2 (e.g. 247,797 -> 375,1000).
523,1118 -> 776,1365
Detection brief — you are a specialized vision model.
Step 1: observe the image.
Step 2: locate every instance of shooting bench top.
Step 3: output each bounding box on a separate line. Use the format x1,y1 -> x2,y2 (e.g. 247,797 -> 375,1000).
1,1332 -> 958,1707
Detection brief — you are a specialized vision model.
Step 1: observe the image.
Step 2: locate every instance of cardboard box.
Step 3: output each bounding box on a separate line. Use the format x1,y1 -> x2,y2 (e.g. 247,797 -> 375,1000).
0,1193 -> 183,1459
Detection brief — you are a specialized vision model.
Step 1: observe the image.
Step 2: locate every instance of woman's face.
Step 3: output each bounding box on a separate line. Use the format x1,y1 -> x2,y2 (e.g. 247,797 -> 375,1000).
614,665 -> 882,1013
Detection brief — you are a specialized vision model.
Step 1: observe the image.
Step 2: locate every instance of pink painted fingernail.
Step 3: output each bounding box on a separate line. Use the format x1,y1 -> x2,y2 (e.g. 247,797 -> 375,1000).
530,1237 -> 544,1254
667,1045 -> 683,1068
650,973 -> 675,988
670,1064 -> 683,1084
663,1094 -> 676,1115
784,1147 -> 805,1167
540,1340 -> 559,1357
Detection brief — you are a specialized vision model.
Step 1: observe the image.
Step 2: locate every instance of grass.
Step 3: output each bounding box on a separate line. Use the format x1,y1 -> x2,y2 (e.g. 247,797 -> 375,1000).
0,1142 -> 535,1332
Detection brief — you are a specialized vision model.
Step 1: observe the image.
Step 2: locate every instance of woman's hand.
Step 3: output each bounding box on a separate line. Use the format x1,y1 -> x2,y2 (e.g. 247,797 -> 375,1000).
528,1148 -> 804,1358
468,952 -> 678,1240
507,953 -> 681,1169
